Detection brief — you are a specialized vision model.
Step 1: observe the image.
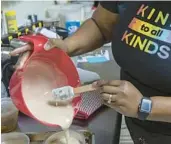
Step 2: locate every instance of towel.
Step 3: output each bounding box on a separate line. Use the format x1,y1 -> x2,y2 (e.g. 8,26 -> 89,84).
75,90 -> 103,120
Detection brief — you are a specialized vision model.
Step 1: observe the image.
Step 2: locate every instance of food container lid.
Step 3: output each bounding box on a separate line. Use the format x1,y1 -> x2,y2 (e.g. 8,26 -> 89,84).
1,132 -> 30,144
1,98 -> 18,118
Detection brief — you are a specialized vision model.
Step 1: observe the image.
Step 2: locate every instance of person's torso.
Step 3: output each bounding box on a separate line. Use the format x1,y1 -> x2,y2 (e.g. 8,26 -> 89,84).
111,1 -> 171,134
112,1 -> 171,95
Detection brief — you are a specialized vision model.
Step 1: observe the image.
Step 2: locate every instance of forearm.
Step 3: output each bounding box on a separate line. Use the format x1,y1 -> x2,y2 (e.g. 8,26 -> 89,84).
64,18 -> 105,56
147,96 -> 171,123
64,4 -> 119,57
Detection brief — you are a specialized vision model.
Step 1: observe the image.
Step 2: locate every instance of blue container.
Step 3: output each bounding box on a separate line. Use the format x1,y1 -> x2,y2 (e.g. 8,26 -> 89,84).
65,21 -> 80,35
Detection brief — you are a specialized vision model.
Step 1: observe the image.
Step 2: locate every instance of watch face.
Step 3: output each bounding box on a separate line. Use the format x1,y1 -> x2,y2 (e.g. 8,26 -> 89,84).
140,99 -> 152,113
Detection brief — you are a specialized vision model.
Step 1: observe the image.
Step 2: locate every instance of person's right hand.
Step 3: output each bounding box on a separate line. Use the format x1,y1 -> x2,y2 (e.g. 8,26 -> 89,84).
44,38 -> 69,52
10,38 -> 69,70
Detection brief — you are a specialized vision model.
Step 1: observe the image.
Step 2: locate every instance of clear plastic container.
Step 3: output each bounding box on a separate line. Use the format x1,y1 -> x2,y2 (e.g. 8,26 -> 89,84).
1,82 -> 8,98
1,132 -> 30,144
1,98 -> 19,133
44,130 -> 85,144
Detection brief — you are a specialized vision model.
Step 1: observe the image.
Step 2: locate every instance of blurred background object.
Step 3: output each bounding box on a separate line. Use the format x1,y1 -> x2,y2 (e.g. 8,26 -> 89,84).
5,10 -> 18,34
1,98 -> 19,133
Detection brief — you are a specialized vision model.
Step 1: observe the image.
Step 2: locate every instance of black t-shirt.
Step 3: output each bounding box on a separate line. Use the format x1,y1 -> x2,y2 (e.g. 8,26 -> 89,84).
100,1 -> 171,135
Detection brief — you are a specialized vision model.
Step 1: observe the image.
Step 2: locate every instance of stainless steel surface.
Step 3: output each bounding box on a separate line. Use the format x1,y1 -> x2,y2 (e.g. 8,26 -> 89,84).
1,46 -> 13,62
18,106 -> 119,144
10,38 -> 28,48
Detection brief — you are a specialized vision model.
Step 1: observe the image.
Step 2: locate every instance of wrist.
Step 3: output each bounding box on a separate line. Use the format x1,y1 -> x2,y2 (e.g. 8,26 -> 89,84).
146,97 -> 159,121
138,96 -> 152,120
63,38 -> 71,54
146,96 -> 171,122
64,37 -> 79,56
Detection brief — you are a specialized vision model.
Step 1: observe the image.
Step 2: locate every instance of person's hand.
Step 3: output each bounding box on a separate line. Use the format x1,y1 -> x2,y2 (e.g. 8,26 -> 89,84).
93,80 -> 143,118
10,38 -> 68,70
10,44 -> 33,70
44,38 -> 68,52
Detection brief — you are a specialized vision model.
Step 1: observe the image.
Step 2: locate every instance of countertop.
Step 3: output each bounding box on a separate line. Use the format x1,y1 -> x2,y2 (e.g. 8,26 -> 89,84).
18,106 -> 122,144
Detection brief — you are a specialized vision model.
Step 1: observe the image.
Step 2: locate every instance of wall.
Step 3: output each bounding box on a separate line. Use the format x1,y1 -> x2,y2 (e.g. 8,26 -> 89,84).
1,1 -> 93,32
2,1 -> 54,26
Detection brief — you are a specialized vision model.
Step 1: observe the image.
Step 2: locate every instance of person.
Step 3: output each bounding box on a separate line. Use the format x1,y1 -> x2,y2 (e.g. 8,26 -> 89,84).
11,1 -> 171,144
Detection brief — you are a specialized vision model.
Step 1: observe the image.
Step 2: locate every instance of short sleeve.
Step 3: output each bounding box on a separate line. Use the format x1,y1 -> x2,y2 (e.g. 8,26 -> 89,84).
100,1 -> 119,13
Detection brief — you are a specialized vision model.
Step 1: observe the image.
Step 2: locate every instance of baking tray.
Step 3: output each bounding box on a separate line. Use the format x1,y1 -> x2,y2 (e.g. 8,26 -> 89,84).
25,129 -> 95,144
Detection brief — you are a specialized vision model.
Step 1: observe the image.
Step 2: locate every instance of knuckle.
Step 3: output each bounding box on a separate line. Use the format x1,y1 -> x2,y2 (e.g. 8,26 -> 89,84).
114,96 -> 119,102
121,80 -> 127,86
120,81 -> 128,92
117,87 -> 125,95
117,91 -> 122,96
101,86 -> 105,91
99,80 -> 109,86
101,93 -> 106,98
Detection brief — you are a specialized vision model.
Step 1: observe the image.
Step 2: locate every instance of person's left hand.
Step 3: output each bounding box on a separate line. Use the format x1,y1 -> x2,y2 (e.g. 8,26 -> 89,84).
93,80 -> 143,118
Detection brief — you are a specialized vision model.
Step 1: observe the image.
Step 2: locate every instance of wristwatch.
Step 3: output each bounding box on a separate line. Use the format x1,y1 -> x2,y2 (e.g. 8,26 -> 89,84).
138,97 -> 152,120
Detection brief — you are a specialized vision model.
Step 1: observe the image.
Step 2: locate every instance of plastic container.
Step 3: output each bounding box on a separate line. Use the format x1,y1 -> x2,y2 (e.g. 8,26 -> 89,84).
1,82 -> 8,98
9,35 -> 81,127
1,132 -> 30,144
45,4 -> 84,28
1,98 -> 19,133
5,10 -> 18,33
44,130 -> 85,144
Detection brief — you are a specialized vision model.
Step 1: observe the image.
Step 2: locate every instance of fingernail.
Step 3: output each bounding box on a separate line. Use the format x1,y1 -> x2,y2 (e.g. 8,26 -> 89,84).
44,42 -> 51,51
92,81 -> 98,87
93,81 -> 98,85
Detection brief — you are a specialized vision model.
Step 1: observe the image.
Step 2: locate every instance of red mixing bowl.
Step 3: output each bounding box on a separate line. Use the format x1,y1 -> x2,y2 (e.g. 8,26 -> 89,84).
9,35 -> 81,127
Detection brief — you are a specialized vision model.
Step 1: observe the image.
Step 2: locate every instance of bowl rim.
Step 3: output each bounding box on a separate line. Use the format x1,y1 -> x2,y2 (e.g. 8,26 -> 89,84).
44,130 -> 85,144
1,132 -> 30,143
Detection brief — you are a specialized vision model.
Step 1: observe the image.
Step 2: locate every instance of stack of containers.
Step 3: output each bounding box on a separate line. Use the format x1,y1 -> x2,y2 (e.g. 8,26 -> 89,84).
45,3 -> 94,66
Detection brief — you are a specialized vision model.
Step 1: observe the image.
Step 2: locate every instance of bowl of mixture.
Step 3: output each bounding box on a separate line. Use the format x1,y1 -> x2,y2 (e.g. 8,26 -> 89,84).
44,130 -> 85,144
1,98 -> 19,133
9,35 -> 81,128
1,132 -> 30,144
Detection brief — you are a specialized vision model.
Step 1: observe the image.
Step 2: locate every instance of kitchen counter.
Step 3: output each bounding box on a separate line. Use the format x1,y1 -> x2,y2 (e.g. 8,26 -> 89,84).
18,106 -> 122,144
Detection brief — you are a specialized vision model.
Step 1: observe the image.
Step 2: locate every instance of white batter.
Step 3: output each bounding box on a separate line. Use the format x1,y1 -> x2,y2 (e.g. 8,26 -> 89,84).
22,59 -> 77,136
50,137 -> 80,144
22,58 -> 81,143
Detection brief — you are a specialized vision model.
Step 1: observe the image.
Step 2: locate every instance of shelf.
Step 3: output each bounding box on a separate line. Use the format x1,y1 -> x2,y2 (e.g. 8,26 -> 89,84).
1,21 -> 43,45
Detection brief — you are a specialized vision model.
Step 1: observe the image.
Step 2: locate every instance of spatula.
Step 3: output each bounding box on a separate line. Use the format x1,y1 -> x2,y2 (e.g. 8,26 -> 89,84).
51,84 -> 98,105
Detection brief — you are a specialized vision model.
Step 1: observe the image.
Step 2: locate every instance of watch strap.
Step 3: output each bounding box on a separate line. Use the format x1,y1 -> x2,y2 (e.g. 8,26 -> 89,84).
138,97 -> 152,120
